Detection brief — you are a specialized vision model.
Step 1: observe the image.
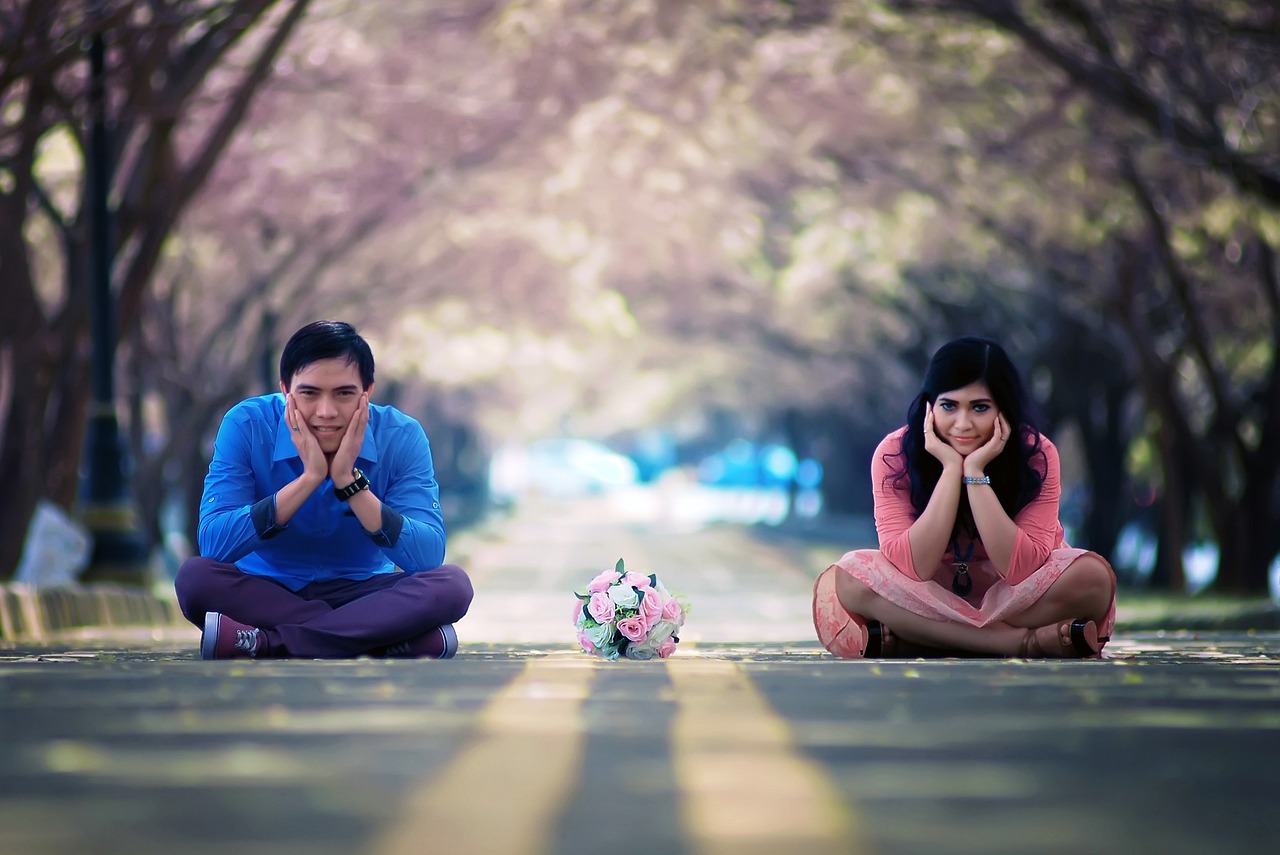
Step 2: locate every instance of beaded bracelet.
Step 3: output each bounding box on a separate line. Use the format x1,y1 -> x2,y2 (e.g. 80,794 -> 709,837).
962,475 -> 991,485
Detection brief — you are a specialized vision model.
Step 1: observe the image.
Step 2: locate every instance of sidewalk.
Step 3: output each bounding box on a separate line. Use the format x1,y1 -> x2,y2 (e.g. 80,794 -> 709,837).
0,580 -> 186,642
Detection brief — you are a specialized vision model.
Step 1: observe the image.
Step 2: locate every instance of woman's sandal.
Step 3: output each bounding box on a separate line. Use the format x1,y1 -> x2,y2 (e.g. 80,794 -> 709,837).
1020,618 -> 1101,659
866,620 -> 911,657
866,621 -> 969,658
865,620 -> 887,657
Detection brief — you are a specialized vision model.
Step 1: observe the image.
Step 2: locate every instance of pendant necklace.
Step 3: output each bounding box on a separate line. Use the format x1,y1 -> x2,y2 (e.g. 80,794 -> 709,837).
951,537 -> 974,596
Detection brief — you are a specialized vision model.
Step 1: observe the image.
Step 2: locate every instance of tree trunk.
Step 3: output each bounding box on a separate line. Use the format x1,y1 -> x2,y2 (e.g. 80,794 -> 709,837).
1149,451 -> 1189,592
808,409 -> 877,517
0,328 -> 92,579
0,384 -> 45,579
1209,477 -> 1277,594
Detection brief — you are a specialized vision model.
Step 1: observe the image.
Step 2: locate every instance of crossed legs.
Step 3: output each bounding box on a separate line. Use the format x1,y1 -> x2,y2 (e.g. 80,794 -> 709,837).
175,557 -> 474,658
832,554 -> 1114,657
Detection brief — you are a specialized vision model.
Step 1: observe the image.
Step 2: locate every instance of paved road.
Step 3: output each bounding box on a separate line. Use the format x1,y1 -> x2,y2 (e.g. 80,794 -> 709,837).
3,493 -> 1278,855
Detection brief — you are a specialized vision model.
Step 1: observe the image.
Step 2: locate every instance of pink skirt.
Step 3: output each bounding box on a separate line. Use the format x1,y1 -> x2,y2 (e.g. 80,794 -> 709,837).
812,547 -> 1117,658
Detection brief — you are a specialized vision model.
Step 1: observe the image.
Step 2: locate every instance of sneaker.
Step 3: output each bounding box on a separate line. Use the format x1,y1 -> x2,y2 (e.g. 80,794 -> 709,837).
201,612 -> 264,660
384,624 -> 458,659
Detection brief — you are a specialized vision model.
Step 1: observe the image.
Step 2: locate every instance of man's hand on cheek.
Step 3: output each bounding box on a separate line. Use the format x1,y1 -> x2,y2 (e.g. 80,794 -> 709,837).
330,392 -> 369,485
287,393 -> 328,481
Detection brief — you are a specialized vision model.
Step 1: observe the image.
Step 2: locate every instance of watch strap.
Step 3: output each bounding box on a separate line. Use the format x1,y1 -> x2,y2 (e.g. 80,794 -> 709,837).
334,468 -> 370,501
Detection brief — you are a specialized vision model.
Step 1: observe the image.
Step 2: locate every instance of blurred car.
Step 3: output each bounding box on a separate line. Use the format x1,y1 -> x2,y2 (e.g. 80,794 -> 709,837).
490,438 -> 640,500
696,440 -> 799,488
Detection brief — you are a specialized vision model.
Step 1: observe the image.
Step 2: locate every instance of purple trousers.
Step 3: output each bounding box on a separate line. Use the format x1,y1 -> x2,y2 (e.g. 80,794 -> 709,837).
174,557 -> 474,658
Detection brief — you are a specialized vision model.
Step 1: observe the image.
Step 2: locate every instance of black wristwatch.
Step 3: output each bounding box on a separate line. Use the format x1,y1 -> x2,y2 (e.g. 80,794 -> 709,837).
334,468 -> 370,501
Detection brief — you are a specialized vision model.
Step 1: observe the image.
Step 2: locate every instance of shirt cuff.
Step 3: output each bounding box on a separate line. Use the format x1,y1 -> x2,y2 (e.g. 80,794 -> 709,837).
366,505 -> 404,547
251,495 -> 286,540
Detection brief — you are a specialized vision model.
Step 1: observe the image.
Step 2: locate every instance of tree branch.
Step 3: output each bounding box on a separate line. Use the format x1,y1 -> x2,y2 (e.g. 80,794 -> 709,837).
115,0 -> 313,337
909,0 -> 1280,207
1120,148 -> 1247,463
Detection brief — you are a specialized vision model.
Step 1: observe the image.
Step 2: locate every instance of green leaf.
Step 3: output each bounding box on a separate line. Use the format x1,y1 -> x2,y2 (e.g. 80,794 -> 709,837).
615,558 -> 625,573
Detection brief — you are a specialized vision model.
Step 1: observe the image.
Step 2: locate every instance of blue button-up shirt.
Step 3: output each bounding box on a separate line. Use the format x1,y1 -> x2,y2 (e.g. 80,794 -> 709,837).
197,393 -> 447,590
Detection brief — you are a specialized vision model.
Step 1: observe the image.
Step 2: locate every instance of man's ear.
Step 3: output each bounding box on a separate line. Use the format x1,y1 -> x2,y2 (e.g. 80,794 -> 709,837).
365,382 -> 375,399
279,380 -> 289,395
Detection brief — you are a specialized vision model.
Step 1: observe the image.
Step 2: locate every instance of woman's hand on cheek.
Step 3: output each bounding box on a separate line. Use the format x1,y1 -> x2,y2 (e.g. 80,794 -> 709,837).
968,413 -> 1009,473
923,402 -> 963,468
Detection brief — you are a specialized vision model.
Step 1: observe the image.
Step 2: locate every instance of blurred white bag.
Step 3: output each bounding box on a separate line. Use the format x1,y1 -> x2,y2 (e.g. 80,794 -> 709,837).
14,501 -> 92,587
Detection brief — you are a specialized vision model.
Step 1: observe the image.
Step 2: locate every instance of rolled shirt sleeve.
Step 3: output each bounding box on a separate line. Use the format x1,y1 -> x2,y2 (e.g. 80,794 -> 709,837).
197,403 -> 279,564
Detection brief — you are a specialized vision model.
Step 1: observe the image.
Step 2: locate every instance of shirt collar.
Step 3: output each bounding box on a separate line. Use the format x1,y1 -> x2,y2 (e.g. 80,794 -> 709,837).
272,399 -> 379,466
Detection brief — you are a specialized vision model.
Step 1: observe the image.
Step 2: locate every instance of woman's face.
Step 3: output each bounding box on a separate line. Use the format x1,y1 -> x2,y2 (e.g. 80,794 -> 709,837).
931,380 -> 998,456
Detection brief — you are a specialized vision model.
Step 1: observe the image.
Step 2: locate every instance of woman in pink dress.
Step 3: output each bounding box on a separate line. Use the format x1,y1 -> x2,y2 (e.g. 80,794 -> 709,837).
813,336 -> 1116,658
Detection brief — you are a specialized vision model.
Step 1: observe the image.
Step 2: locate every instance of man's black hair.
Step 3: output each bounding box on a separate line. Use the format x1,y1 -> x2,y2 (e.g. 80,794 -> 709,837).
279,320 -> 375,390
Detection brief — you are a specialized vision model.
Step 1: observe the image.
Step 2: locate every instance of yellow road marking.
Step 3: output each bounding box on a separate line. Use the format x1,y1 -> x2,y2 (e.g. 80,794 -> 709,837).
370,654 -> 596,855
667,658 -> 860,855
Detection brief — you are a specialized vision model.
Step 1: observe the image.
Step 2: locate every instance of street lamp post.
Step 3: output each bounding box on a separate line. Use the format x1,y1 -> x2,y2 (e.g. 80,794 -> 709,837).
79,21 -> 149,584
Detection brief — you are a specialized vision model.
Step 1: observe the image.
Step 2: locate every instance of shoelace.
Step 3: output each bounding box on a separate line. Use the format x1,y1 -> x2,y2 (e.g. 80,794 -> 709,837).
233,629 -> 259,653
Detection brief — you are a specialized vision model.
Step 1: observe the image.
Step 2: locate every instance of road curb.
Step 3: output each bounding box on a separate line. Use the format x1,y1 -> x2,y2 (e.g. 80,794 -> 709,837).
1117,611 -> 1280,632
0,583 -> 186,642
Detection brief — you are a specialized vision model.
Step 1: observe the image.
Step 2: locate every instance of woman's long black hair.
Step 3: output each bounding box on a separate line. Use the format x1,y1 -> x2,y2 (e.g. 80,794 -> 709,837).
886,336 -> 1046,531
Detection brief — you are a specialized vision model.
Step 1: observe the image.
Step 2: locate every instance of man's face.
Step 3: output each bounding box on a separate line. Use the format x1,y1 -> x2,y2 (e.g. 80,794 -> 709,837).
281,357 -> 370,455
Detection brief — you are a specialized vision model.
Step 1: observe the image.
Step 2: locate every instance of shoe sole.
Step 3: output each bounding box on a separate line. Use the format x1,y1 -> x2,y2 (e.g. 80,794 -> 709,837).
437,624 -> 458,659
1070,619 -> 1100,657
200,612 -> 221,660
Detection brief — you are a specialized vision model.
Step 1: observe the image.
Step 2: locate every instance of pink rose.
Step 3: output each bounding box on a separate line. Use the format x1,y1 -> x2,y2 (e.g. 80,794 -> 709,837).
657,638 -> 678,658
637,609 -> 656,636
587,591 -> 615,624
640,589 -> 663,624
622,571 -> 651,589
573,600 -> 587,623
661,595 -> 683,622
616,616 -> 648,643
587,570 -> 622,593
578,628 -> 597,655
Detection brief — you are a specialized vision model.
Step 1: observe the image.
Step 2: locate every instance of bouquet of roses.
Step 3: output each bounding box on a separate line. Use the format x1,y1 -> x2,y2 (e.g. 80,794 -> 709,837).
573,559 -> 690,660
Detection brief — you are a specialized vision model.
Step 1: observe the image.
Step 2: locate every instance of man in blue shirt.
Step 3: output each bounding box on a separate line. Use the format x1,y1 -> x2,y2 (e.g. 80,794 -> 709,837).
175,320 -> 473,659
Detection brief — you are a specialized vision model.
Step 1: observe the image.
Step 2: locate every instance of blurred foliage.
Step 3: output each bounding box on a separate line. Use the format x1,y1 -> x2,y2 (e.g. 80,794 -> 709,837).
2,0 -> 1278,592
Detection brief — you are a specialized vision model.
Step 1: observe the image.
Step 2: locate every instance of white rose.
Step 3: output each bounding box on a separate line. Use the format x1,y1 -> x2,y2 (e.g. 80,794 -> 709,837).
647,620 -> 678,645
609,584 -> 639,609
625,644 -> 657,660
586,620 -> 615,647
